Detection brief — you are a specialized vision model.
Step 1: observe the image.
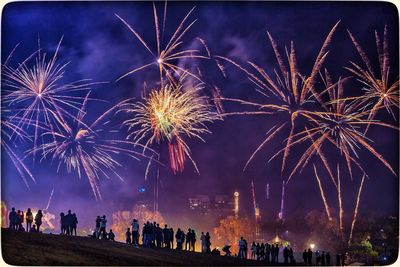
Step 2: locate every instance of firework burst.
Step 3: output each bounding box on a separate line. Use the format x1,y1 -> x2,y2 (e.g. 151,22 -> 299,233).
216,22 -> 340,174
32,94 -> 157,200
346,26 -> 399,127
115,2 -> 209,85
121,78 -> 220,174
2,38 -> 101,160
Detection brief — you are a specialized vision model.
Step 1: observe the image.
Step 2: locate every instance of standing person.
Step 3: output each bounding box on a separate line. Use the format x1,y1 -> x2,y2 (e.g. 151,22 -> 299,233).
99,215 -> 107,239
275,244 -> 280,263
316,250 -> 321,265
238,237 -> 245,258
256,243 -> 260,260
336,254 -> 341,266
9,208 -> 17,230
156,224 -> 162,248
190,229 -> 196,251
260,243 -> 265,261
326,252 -> 331,266
185,228 -> 191,250
283,246 -> 289,264
200,232 -> 206,253
65,210 -> 73,235
162,224 -> 170,248
175,228 -> 182,250
321,251 -> 326,266
251,242 -> 257,259
303,249 -> 308,265
308,248 -> 313,266
244,238 -> 248,259
170,228 -> 174,249
131,219 -> 139,247
26,208 -> 33,232
265,243 -> 271,263
35,210 -> 43,232
271,244 -> 276,263
60,213 -> 66,234
19,210 -> 24,231
205,232 -> 211,253
71,213 -> 78,236
95,216 -> 101,238
289,247 -> 294,264
126,228 -> 132,244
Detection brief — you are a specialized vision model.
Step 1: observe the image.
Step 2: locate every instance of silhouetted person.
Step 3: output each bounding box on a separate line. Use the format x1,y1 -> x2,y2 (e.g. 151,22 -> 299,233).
190,229 -> 196,251
131,219 -> 139,247
175,228 -> 183,249
71,213 -> 78,235
321,251 -> 326,266
170,228 -> 174,249
18,210 -> 24,231
60,212 -> 66,234
26,208 -> 33,232
155,224 -> 162,248
336,254 -> 340,266
251,242 -> 257,259
308,249 -> 313,266
201,232 -> 206,253
260,243 -> 265,261
185,228 -> 191,250
9,208 -> 17,230
35,210 -> 43,232
99,215 -> 107,238
289,247 -> 294,264
303,249 -> 308,265
326,252 -> 331,266
238,237 -> 246,258
316,251 -> 321,265
126,228 -> 132,244
108,229 -> 115,241
271,244 -> 276,263
65,210 -> 73,235
205,232 -> 211,253
265,243 -> 271,263
275,244 -> 279,262
95,216 -> 101,238
283,246 -> 289,263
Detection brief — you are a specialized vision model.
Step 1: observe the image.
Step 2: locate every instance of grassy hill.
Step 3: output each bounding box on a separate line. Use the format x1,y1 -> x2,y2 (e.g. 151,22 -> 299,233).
1,229 -> 274,266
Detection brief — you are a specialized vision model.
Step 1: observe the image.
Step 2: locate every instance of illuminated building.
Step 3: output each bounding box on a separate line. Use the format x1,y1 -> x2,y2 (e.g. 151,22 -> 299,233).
188,195 -> 211,215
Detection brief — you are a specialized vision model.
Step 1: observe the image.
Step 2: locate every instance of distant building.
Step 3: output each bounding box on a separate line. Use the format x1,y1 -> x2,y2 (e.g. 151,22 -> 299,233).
188,195 -> 211,215
214,194 -> 235,218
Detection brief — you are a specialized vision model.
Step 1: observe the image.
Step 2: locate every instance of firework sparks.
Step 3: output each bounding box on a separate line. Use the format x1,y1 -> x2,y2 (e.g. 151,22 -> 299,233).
121,78 -> 220,174
346,26 -> 399,127
348,173 -> 366,244
286,72 -> 397,182
216,22 -> 340,175
115,2 -> 209,85
2,38 -> 101,161
313,164 -> 333,221
32,94 -> 157,200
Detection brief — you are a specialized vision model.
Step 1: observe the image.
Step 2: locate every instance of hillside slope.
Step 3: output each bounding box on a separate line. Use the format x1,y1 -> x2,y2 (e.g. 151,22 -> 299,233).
2,229 -> 269,266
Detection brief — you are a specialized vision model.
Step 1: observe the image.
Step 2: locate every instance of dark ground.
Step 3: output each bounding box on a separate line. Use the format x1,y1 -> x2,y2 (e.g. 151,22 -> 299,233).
1,228 -> 293,266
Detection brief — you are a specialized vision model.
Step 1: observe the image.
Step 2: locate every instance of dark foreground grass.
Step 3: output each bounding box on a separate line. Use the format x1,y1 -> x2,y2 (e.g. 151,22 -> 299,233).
1,228 -> 288,266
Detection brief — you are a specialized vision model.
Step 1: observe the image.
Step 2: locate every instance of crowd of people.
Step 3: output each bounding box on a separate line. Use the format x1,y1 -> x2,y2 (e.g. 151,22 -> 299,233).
8,207 -> 347,265
60,210 -> 78,235
8,207 -> 43,233
303,249 -> 346,266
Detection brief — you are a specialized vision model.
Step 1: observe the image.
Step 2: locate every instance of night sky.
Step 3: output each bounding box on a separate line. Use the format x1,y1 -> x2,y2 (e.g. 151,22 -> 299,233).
1,1 -> 399,232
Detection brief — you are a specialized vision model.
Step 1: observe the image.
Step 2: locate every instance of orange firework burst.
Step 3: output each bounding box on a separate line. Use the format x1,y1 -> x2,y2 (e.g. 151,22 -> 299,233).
346,26 -> 399,126
216,21 -> 340,174
121,78 -> 219,174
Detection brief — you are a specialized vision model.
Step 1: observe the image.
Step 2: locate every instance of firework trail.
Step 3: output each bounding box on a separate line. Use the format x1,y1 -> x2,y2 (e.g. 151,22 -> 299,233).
115,2 -> 209,85
313,164 -> 332,221
278,179 -> 285,220
348,173 -> 366,244
121,77 -> 220,174
1,109 -> 36,188
2,38 -> 101,161
216,22 -> 340,176
45,188 -> 54,210
32,94 -> 157,200
346,26 -> 399,128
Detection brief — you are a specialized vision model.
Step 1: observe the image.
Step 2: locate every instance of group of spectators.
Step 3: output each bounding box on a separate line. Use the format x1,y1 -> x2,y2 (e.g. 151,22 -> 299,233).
249,241 -> 288,263
8,207 -> 43,233
303,249 -> 345,266
91,215 -> 115,240
60,210 -> 78,236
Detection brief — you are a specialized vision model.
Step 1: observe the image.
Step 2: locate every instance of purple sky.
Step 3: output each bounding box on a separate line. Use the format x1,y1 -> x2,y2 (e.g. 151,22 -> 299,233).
1,1 -> 398,233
